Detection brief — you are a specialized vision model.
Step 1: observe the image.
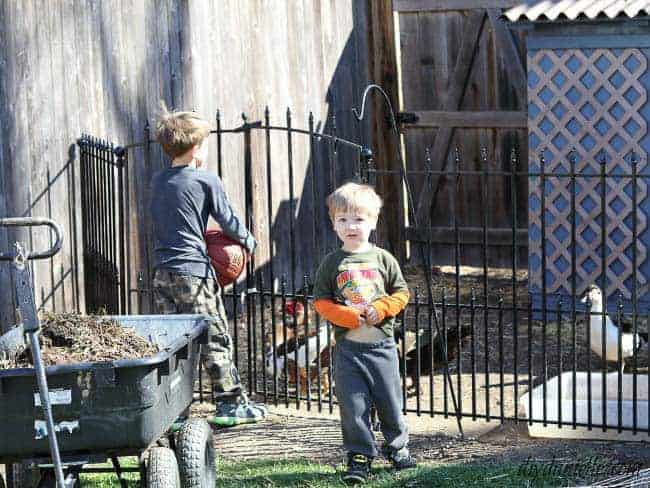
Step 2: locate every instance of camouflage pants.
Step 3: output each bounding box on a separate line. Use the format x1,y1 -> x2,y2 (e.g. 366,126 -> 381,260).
153,269 -> 242,400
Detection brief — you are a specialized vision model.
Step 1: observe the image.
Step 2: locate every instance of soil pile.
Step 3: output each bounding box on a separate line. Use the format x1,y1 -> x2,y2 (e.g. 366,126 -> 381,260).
0,312 -> 159,368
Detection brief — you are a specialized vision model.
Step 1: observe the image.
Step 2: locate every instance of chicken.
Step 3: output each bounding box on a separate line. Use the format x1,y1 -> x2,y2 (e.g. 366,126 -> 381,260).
581,285 -> 647,368
264,299 -> 333,394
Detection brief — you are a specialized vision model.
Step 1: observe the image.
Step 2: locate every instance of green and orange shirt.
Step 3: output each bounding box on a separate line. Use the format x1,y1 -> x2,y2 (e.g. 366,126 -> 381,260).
312,246 -> 409,342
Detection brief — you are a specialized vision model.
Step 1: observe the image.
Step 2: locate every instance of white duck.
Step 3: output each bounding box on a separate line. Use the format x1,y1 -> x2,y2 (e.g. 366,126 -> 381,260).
581,285 -> 647,368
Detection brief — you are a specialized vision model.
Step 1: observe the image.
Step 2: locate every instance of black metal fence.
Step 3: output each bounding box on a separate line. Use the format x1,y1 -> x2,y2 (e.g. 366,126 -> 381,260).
79,114 -> 650,437
77,136 -> 130,315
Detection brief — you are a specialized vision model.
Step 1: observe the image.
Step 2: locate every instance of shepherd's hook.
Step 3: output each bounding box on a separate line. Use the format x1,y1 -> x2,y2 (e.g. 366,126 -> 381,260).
352,83 -> 465,438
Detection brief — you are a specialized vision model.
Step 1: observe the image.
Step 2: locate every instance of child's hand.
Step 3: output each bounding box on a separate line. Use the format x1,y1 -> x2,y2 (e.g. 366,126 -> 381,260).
364,305 -> 381,326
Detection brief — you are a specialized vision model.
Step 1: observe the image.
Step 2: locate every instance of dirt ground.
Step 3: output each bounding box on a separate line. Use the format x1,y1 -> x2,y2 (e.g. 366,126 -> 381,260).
201,401 -> 650,483
208,265 -> 650,484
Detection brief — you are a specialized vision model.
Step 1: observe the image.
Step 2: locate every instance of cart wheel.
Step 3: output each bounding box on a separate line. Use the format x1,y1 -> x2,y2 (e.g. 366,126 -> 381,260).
146,447 -> 180,488
176,418 -> 216,488
33,470 -> 80,488
5,463 -> 37,488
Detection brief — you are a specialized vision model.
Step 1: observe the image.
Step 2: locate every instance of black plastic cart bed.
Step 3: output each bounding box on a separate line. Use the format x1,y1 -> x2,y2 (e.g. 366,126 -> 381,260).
0,314 -> 214,488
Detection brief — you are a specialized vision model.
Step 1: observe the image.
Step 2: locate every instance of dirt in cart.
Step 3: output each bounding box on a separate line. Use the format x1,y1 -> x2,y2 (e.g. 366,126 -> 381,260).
0,312 -> 159,368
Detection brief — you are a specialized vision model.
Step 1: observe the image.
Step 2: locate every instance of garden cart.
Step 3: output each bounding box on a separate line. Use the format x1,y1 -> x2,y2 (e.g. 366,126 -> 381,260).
0,217 -> 216,488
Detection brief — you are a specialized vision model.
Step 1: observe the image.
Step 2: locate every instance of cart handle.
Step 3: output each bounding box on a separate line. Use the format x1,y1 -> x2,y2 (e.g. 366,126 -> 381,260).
0,218 -> 64,260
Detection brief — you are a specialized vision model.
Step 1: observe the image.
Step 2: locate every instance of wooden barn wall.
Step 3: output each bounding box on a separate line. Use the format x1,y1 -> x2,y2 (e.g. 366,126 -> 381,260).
395,7 -> 528,268
0,0 -> 371,325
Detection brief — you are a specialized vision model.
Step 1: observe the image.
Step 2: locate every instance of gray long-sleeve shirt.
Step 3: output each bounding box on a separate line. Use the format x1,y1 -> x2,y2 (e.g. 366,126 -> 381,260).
150,165 -> 256,280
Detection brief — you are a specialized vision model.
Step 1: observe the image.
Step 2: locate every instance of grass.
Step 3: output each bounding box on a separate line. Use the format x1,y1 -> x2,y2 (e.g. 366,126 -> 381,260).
79,457 -> 575,487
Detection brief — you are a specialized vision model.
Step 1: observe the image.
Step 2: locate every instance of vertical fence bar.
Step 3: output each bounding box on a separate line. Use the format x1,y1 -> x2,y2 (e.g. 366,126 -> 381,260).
569,149 -> 577,429
264,107 -> 278,405
401,304 -> 407,413
309,112 -> 319,269
540,151 -> 548,427
315,311 -> 323,412
510,148 -> 519,420
453,148 -> 462,416
105,144 -> 113,311
109,145 -> 118,312
429,291 -> 435,418
481,148 -> 490,420
286,108 -> 296,292
600,153 -> 607,432
470,288 -> 476,420
442,289 -> 448,416
294,298 -> 301,410
425,148 -> 435,417
327,319 -> 333,414
587,297 -> 593,430
243,114 -> 254,393
414,288 -> 421,415
616,295 -> 623,433
90,137 -> 99,311
116,148 -> 127,314
327,114 -> 338,253
79,138 -> 87,309
303,277 -> 311,411
281,278 -> 289,408
528,293 -> 533,425
144,123 -> 154,312
216,110 -> 223,179
498,294 -> 504,422
259,273 -> 266,400
97,140 -> 105,309
631,153 -> 638,434
232,280 -> 239,375
265,107 -> 275,289
556,294 -> 562,428
251,282 -> 258,396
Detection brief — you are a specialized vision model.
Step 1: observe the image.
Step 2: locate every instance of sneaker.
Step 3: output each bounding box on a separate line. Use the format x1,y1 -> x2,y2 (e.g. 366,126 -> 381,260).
387,447 -> 417,470
209,393 -> 267,427
342,453 -> 372,484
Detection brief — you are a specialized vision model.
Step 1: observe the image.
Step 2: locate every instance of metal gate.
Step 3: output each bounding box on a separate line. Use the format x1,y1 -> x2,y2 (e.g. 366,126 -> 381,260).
77,136 -> 130,314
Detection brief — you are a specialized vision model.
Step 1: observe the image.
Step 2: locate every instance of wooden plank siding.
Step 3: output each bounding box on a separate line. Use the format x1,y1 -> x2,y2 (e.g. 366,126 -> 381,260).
0,0 -> 371,324
394,5 -> 529,267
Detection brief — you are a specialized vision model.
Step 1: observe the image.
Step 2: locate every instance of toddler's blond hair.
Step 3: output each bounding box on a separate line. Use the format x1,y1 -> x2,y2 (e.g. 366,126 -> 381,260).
155,101 -> 212,158
326,182 -> 382,221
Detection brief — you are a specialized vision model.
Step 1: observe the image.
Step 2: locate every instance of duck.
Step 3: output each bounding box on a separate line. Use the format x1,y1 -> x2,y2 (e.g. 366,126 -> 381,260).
581,285 -> 647,369
394,323 -> 472,389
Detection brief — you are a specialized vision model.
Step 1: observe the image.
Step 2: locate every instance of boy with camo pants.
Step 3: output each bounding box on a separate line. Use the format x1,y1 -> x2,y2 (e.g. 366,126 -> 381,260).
150,103 -> 266,426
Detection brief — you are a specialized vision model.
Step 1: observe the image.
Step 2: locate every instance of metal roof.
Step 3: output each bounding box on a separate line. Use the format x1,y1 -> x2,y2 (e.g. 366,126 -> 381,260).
504,1 -> 650,22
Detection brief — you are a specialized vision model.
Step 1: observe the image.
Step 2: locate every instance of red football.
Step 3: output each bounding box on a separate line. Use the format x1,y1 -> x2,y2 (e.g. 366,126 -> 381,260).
205,230 -> 247,287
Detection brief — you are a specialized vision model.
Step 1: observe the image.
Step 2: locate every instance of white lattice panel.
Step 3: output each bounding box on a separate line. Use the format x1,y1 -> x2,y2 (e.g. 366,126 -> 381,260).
528,48 -> 648,299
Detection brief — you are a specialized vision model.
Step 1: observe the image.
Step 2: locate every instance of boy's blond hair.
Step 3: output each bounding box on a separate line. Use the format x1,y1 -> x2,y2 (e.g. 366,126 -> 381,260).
155,101 -> 212,158
326,182 -> 383,221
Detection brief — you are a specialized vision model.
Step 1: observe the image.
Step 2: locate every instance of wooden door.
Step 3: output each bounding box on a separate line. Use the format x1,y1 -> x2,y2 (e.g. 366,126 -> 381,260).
392,0 -> 528,266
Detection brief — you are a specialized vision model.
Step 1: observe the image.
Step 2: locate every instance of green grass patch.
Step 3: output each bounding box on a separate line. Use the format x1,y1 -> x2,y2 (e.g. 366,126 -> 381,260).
215,458 -> 573,487
79,457 -> 576,487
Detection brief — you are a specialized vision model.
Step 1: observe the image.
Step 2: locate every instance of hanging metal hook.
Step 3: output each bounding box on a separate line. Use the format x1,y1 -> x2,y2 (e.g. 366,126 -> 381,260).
351,83 -> 465,438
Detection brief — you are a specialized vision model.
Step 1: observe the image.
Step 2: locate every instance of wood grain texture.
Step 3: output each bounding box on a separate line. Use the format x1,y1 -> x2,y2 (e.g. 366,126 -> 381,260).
0,0 -> 372,321
396,6 -> 529,267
